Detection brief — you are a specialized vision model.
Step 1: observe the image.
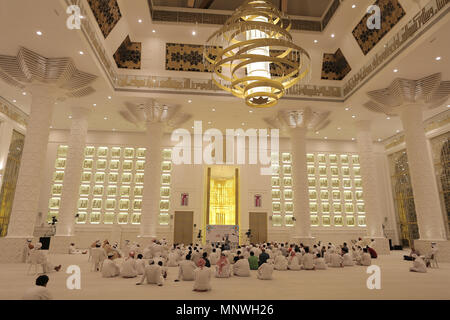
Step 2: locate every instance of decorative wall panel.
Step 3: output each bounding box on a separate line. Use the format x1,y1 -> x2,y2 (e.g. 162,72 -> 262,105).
113,36 -> 142,69
165,43 -> 220,73
49,145 -> 146,225
431,132 -> 450,238
388,150 -> 419,247
87,0 -> 122,38
352,0 -> 406,55
270,152 -> 293,227
321,49 -> 351,81
0,130 -> 24,237
0,100 -> 28,127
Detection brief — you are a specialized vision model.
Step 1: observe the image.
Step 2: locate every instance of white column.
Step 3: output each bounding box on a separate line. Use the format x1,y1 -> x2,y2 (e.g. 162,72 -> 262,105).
0,120 -> 14,186
400,104 -> 446,241
0,85 -> 56,262
290,126 -> 313,245
355,120 -> 390,254
139,122 -> 163,243
50,107 -> 89,252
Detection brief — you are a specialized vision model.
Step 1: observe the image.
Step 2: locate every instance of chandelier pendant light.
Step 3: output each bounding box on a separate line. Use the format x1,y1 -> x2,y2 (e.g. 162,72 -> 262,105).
205,0 -> 311,108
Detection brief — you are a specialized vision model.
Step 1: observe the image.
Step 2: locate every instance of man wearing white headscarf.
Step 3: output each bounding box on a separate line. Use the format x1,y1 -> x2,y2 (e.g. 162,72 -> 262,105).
209,248 -> 219,265
91,243 -> 107,271
193,258 -> 212,292
409,254 -> 427,273
329,249 -> 344,268
301,247 -> 315,270
314,253 -> 327,270
136,260 -> 164,286
167,251 -> 179,267
274,254 -> 288,271
357,248 -> 372,266
257,260 -> 274,280
343,252 -> 354,266
233,256 -> 251,277
287,251 -> 301,270
22,239 -> 33,263
33,243 -> 61,273
175,254 -> 197,281
120,252 -> 138,278
102,252 -> 120,278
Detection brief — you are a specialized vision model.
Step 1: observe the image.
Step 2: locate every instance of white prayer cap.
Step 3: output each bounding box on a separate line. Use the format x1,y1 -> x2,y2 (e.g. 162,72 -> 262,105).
26,239 -> 32,242
35,242 -> 42,249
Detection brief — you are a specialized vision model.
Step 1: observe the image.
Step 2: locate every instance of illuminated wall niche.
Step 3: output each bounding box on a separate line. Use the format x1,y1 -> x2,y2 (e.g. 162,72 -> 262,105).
158,149 -> 173,226
270,152 -> 293,227
50,145 -> 146,225
307,152 -> 365,228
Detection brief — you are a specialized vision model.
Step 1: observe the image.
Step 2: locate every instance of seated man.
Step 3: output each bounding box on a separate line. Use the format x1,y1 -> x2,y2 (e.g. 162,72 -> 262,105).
274,254 -> 288,271
175,254 -> 197,281
257,260 -> 274,280
120,252 -> 138,278
23,275 -> 52,300
248,251 -> 259,270
258,248 -> 270,266
202,252 -> 211,268
409,254 -> 427,273
314,253 -> 327,270
210,249 -> 219,265
136,254 -> 145,275
301,247 -> 315,270
328,249 -> 344,268
193,259 -> 212,292
215,254 -> 232,278
357,248 -> 372,266
403,247 -> 420,261
367,246 -> 378,259
343,252 -> 354,266
167,251 -> 179,267
136,260 -> 164,286
287,251 -> 301,271
69,243 -> 87,255
233,256 -> 251,277
102,253 -> 120,278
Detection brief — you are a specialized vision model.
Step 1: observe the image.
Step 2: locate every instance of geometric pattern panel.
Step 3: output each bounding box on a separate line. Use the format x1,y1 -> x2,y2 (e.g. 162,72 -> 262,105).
87,0 -> 122,38
113,36 -> 142,69
165,43 -> 221,73
352,0 -> 406,55
321,49 -> 351,80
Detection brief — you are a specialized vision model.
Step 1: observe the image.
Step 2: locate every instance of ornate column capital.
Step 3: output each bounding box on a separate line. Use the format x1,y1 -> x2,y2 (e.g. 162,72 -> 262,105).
264,107 -> 330,133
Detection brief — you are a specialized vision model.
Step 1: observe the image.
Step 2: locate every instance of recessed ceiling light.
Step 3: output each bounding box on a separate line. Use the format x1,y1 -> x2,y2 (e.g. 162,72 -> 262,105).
192,31 -> 196,36
138,19 -> 142,23
345,107 -> 350,111
104,117 -> 108,120
12,99 -> 16,102
152,30 -> 156,33
208,121 -> 212,125
36,31 -> 42,36
352,4 -> 356,8
108,96 -> 112,100
249,110 -> 253,113
315,131 -> 319,134
241,122 -> 245,126
68,115 -> 72,119
22,92 -> 27,96
337,127 -> 341,130
112,128 -> 116,131
386,116 -> 391,120
188,99 -> 192,103
393,69 -> 398,73
352,115 -> 356,118
331,34 -> 335,38
378,138 -> 381,142
314,40 -> 318,43
191,126 -> 194,129
212,108 -> 216,112
396,129 -> 400,133
93,103 -> 96,106
79,51 -> 84,55
436,56 -> 442,61
351,138 -> 355,141
447,105 -> 450,108
324,137 -> 328,140
50,126 -> 53,129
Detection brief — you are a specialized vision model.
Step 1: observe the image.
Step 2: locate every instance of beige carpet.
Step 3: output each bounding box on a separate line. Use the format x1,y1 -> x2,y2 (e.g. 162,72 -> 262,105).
0,250 -> 448,300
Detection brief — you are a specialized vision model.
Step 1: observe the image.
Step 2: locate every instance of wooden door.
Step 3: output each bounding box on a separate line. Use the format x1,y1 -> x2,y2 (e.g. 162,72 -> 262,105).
249,212 -> 267,244
174,211 -> 194,245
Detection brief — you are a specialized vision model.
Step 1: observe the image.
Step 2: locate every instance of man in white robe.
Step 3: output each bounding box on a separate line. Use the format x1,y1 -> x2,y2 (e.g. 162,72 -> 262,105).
175,255 -> 197,281
167,251 -> 179,267
91,245 -> 107,271
23,275 -> 52,300
136,260 -> 164,286
22,239 -> 33,263
329,250 -> 344,268
301,247 -> 315,270
257,261 -> 274,280
409,254 -> 427,273
287,252 -> 301,271
120,252 -> 138,278
274,254 -> 288,271
314,254 -> 327,270
233,257 -> 251,277
34,243 -> 62,273
209,249 -> 219,265
343,252 -> 354,266
102,253 -> 120,278
136,254 -> 145,275
193,259 -> 212,292
357,248 -> 372,266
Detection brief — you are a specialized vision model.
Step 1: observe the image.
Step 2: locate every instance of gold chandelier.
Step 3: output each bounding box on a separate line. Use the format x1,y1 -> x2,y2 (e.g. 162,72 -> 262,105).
204,0 -> 311,108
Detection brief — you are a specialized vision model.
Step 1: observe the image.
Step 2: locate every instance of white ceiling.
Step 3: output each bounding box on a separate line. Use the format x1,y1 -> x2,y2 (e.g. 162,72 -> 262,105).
0,0 -> 448,142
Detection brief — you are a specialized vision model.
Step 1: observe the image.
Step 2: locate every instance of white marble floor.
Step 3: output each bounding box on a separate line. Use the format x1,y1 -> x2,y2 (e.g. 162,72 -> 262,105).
0,250 -> 449,300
